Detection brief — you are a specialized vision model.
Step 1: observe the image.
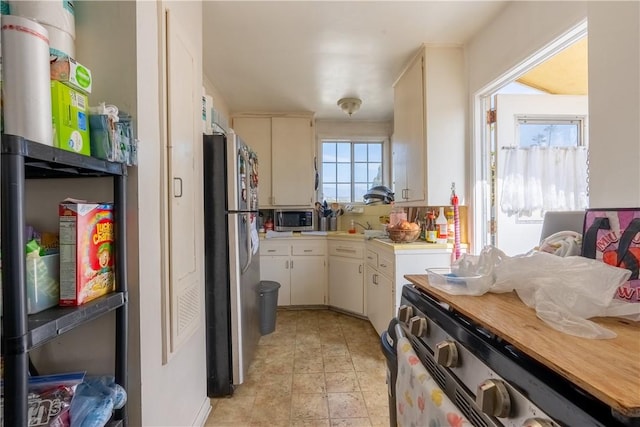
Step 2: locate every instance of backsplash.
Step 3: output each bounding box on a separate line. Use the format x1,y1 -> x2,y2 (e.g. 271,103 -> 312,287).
338,204 -> 469,243
258,204 -> 468,243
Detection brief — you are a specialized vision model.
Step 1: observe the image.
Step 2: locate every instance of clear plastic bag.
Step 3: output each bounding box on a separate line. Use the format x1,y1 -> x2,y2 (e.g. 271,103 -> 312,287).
429,246 -> 635,339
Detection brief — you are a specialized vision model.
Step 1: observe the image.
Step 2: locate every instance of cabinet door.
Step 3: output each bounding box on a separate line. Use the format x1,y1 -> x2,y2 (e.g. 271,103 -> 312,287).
328,256 -> 364,314
232,117 -> 273,207
271,117 -> 314,206
393,51 -> 425,204
365,265 -> 378,329
290,256 -> 325,305
374,272 -> 393,336
260,255 -> 291,306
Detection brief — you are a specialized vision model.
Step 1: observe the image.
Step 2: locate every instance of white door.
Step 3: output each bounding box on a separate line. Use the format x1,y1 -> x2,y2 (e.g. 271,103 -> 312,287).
495,94 -> 588,255
166,11 -> 201,353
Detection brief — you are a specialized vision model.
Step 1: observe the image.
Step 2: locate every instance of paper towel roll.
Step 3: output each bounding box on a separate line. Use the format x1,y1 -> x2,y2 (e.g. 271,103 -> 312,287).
43,23 -> 74,60
1,15 -> 53,145
10,0 -> 75,38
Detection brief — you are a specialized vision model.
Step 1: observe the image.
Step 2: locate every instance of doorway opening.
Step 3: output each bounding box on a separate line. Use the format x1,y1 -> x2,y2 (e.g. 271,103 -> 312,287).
472,20 -> 588,255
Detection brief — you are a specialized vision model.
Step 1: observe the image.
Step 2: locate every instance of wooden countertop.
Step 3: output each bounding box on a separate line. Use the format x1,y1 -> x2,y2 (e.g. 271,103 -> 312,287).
405,274 -> 640,418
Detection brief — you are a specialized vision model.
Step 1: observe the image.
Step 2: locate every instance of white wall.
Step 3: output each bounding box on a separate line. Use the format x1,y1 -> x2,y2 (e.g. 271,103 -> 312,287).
466,1 -> 588,94
587,1 -> 640,207
467,1 -> 640,248
136,1 -> 209,426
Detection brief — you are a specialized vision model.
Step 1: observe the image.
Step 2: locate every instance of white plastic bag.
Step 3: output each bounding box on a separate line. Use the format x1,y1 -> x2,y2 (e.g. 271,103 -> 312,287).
432,246 -> 633,339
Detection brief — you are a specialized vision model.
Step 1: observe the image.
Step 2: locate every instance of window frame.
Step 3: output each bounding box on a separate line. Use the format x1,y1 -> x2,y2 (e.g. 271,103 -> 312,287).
511,114 -> 588,223
317,137 -> 389,204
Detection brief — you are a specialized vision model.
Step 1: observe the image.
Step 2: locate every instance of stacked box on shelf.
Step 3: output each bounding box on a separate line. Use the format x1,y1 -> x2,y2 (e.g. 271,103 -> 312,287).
50,80 -> 91,156
59,200 -> 115,306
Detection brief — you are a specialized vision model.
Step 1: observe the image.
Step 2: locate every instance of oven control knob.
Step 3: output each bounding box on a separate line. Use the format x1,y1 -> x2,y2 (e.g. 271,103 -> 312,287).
408,316 -> 427,337
434,340 -> 459,367
476,379 -> 511,418
398,305 -> 414,324
522,419 -> 555,427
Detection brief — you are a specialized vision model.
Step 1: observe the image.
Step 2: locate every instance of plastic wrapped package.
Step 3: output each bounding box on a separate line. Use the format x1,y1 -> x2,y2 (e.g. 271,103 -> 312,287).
0,371 -> 85,427
69,376 -> 127,427
428,246 -> 636,339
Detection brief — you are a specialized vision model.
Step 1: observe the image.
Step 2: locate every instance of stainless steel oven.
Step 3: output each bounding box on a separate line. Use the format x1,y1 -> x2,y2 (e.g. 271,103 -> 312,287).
384,284 -> 636,427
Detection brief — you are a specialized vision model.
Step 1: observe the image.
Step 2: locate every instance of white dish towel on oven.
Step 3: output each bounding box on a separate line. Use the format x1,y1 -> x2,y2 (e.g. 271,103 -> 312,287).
396,337 -> 471,427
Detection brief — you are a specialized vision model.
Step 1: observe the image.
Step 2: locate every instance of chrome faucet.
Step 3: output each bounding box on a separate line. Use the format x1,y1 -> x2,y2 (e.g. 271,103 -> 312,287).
353,221 -> 372,230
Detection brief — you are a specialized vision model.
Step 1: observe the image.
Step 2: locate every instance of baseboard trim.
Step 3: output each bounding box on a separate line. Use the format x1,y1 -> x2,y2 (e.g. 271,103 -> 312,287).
193,397 -> 211,426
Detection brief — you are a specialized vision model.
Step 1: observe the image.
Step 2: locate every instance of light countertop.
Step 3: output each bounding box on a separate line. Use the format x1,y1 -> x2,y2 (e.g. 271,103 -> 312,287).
260,231 -> 466,252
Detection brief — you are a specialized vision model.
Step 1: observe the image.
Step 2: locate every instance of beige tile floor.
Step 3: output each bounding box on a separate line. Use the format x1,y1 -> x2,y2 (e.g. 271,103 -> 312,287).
205,309 -> 390,427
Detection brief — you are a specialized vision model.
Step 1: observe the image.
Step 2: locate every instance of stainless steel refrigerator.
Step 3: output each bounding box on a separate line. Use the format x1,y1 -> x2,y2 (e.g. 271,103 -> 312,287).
203,131 -> 260,397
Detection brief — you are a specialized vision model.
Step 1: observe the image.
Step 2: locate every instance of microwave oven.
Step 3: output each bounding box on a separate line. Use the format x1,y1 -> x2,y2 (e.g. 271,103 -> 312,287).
274,209 -> 315,231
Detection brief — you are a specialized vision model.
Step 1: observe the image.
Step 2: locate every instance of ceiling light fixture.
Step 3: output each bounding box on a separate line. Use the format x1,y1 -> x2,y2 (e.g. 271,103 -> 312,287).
337,97 -> 362,117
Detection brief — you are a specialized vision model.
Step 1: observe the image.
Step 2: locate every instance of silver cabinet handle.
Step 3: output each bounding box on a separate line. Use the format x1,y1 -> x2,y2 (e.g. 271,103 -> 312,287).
373,274 -> 378,285
267,249 -> 276,253
359,264 -> 363,274
336,248 -> 356,253
285,260 -> 289,269
303,249 -> 313,253
380,263 -> 387,268
290,260 -> 294,269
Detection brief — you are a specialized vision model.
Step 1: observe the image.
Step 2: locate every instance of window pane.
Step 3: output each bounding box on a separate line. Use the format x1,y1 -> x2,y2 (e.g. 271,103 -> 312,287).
354,163 -> 367,182
323,163 -> 336,182
518,123 -> 579,148
368,163 -> 382,183
336,143 -> 351,162
354,144 -> 367,162
337,163 -> 351,182
368,144 -> 382,162
323,142 -> 336,161
337,184 -> 351,202
354,183 -> 369,202
323,184 -> 336,201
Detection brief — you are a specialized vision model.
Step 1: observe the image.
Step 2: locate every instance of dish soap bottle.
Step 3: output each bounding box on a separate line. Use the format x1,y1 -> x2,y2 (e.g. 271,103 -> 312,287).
436,207 -> 448,244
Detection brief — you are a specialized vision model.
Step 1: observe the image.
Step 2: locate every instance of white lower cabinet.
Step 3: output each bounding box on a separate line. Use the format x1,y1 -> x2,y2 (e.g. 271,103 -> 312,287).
328,240 -> 365,315
365,240 -> 453,335
260,239 -> 326,306
365,248 -> 394,336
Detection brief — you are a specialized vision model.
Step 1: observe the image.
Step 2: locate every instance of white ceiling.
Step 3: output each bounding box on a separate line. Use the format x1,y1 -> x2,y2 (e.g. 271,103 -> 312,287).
202,1 -> 508,122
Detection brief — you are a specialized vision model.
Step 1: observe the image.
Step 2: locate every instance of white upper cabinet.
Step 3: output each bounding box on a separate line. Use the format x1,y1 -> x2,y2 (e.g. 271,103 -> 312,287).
392,45 -> 466,206
232,115 -> 314,207
271,117 -> 314,207
232,117 -> 273,207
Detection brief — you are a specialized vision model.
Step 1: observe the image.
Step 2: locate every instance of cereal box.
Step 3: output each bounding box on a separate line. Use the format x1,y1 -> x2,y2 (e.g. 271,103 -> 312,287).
59,199 -> 115,306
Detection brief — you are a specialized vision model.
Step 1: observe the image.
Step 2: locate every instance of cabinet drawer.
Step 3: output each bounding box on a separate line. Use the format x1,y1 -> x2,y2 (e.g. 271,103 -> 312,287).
365,250 -> 378,268
377,254 -> 394,278
329,243 -> 364,259
260,243 -> 290,256
292,242 -> 325,256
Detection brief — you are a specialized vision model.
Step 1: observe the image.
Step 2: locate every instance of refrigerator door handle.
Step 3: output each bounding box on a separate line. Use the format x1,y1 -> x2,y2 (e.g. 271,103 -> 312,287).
241,213 -> 253,274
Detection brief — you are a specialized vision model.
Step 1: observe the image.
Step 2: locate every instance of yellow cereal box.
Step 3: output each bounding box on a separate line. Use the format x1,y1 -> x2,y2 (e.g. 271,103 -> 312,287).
59,200 -> 115,306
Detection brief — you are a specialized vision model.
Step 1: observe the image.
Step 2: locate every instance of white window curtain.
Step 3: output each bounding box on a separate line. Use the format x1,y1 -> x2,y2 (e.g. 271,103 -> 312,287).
500,146 -> 588,217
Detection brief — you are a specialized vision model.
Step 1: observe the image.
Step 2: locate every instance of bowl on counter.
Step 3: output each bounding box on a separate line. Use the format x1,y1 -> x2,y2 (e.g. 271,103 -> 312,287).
387,228 -> 420,243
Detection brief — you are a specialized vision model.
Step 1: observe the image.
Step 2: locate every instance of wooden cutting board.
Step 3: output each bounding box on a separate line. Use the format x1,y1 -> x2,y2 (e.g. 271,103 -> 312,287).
405,274 -> 640,418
